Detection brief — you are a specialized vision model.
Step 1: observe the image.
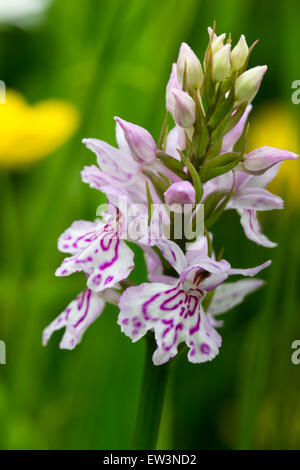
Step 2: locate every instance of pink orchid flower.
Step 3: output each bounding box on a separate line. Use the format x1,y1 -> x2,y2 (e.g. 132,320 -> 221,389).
118,237 -> 270,365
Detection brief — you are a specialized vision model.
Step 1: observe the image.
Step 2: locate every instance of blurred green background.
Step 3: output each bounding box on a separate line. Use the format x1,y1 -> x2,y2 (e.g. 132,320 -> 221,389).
0,0 -> 300,450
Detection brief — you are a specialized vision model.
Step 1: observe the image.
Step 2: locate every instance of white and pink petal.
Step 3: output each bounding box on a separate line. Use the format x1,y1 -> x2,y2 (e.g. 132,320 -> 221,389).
156,239 -> 187,274
221,105 -> 252,153
237,208 -> 277,248
81,164 -> 110,192
229,187 -> 283,211
165,127 -> 181,161
229,259 -> 271,277
207,278 -> 265,316
186,311 -> 222,364
57,220 -> 99,255
186,235 -> 209,262
241,163 -> 281,189
82,138 -> 137,183
56,221 -> 135,292
86,235 -> 135,292
42,289 -> 105,350
118,282 -> 175,342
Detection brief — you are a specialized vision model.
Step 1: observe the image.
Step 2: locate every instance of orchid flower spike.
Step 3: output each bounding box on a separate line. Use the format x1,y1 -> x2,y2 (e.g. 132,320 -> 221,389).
45,25 -> 297,376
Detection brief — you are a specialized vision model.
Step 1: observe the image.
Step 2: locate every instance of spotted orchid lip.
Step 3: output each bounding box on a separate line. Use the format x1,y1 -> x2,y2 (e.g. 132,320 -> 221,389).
118,281 -> 222,365
117,234 -> 271,364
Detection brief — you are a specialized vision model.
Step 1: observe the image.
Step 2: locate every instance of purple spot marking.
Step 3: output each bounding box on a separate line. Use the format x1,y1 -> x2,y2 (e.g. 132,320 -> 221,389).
74,290 -> 92,328
189,340 -> 195,356
72,231 -> 95,249
104,275 -> 114,285
99,238 -> 120,270
92,274 -> 102,286
162,327 -> 171,338
160,290 -> 184,311
189,313 -> 201,335
142,292 -> 161,321
162,323 -> 183,351
186,294 -> 198,318
200,343 -> 210,355
100,228 -> 114,251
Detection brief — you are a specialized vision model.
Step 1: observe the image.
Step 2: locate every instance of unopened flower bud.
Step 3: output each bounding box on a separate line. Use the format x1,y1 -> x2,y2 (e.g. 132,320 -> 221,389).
177,42 -> 203,91
171,89 -> 196,128
208,27 -> 226,54
166,63 -> 180,115
231,34 -> 249,71
212,44 -> 231,82
235,65 -> 267,102
114,117 -> 157,165
164,181 -> 195,212
243,146 -> 298,172
211,34 -> 226,55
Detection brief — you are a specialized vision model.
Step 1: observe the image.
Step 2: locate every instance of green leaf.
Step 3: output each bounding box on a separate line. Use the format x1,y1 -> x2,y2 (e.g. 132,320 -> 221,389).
156,151 -> 187,180
205,190 -> 232,229
157,171 -> 171,187
200,152 -> 242,182
204,226 -> 213,257
192,92 -> 209,162
143,169 -> 168,201
233,122 -> 249,155
185,132 -> 194,160
204,139 -> 223,161
223,102 -> 247,135
219,70 -> 237,95
210,115 -> 230,144
178,150 -> 203,204
203,47 -> 215,109
146,181 -> 153,225
157,111 -> 169,150
203,190 -> 229,220
208,89 -> 235,130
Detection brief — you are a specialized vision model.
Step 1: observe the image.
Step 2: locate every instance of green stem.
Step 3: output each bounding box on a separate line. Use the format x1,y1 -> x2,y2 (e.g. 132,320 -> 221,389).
132,334 -> 170,450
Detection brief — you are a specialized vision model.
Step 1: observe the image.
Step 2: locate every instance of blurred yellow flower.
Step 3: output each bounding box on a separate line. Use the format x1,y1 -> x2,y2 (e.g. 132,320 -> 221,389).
248,102 -> 300,206
0,89 -> 79,168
